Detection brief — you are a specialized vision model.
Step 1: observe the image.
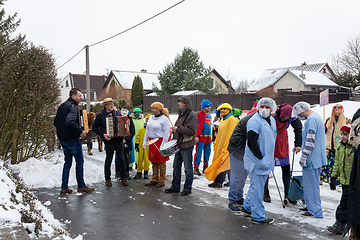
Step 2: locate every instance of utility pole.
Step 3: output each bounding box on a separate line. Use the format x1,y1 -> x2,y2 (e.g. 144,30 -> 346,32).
85,45 -> 90,112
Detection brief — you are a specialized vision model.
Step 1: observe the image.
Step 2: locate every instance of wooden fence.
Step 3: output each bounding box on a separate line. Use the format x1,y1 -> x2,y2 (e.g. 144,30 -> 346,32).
143,89 -> 352,113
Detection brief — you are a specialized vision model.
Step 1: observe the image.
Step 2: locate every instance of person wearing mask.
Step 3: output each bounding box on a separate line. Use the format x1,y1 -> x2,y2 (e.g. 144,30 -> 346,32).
263,103 -> 302,203
240,97 -> 277,224
134,114 -> 151,179
131,108 -> 144,172
292,101 -> 327,218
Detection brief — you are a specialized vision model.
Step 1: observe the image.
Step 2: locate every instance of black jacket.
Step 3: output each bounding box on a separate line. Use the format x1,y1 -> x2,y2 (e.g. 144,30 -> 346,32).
53,98 -> 83,142
124,115 -> 135,152
227,112 -> 256,160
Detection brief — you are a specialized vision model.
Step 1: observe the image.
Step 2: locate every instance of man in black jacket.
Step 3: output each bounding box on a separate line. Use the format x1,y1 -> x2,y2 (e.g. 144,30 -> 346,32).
227,112 -> 255,212
53,88 -> 94,195
92,98 -> 129,187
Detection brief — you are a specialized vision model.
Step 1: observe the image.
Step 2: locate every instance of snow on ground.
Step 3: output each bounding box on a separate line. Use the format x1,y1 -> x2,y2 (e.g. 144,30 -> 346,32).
2,100 -> 360,238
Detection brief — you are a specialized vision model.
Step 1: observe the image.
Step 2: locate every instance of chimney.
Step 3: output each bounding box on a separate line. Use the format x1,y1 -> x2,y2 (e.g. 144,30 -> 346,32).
300,62 -> 307,79
141,69 -> 147,73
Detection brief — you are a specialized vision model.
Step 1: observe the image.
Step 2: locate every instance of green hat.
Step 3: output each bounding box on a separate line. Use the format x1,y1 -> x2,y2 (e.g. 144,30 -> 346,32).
233,108 -> 242,116
133,108 -> 142,113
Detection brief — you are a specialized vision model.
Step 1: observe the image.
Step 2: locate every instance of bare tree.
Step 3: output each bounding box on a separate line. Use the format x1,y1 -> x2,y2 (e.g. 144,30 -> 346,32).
235,79 -> 255,93
331,35 -> 360,88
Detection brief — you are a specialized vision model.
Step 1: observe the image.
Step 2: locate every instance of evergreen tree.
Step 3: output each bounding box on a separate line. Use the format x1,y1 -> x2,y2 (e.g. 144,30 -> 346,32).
131,75 -> 144,107
153,47 -> 214,95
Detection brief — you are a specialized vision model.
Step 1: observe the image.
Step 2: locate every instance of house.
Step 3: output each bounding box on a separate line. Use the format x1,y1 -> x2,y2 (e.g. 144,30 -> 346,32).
59,73 -> 107,103
103,70 -> 160,103
247,63 -> 339,93
208,69 -> 235,94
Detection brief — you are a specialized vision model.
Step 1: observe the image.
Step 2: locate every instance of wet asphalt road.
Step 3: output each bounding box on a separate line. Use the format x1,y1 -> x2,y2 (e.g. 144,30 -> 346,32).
35,177 -> 342,240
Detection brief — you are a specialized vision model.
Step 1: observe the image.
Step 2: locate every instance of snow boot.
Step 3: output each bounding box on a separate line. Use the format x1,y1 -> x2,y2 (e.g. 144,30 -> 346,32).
194,167 -> 201,176
144,171 -> 149,179
202,166 -> 208,174
133,172 -> 142,179
263,188 -> 271,203
327,221 -> 345,235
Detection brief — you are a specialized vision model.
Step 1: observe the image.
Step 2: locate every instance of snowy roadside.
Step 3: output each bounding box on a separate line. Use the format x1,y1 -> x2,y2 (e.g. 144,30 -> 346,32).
2,100 -> 360,238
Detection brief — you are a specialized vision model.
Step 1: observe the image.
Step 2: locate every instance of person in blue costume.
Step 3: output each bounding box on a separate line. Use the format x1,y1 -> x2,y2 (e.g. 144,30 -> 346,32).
193,99 -> 212,175
292,101 -> 327,218
241,97 -> 277,224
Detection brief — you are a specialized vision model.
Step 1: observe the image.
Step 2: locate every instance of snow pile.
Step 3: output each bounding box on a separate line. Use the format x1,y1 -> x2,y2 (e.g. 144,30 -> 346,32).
0,161 -> 82,239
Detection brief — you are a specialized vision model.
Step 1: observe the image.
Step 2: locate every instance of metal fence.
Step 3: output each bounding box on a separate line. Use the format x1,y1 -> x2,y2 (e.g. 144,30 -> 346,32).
143,89 -> 352,113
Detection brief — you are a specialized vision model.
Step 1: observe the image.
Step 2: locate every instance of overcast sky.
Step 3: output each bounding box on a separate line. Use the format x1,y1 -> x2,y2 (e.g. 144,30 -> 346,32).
4,0 -> 360,87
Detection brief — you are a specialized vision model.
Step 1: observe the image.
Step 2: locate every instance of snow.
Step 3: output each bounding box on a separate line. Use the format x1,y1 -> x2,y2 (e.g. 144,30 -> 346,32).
1,100 -> 360,238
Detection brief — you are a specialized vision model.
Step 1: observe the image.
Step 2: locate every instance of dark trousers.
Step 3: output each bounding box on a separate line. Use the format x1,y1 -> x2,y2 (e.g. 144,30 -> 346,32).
264,165 -> 290,196
336,184 -> 349,223
104,141 -> 126,180
215,170 -> 227,184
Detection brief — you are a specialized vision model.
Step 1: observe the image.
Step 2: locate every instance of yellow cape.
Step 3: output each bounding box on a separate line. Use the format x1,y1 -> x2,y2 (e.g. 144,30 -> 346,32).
205,115 -> 237,181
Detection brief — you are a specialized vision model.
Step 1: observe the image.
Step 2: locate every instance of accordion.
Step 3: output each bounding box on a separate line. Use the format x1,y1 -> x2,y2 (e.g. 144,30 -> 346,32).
106,116 -> 130,138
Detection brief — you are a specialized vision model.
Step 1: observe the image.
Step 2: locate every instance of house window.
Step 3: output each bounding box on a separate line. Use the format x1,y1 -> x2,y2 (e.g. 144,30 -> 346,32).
210,77 -> 216,89
322,68 -> 326,74
278,89 -> 292,93
311,87 -> 317,91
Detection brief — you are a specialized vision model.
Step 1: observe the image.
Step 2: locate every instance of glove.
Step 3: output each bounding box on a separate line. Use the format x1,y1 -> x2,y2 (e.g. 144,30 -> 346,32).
299,156 -> 307,167
330,177 -> 336,191
135,143 -> 139,152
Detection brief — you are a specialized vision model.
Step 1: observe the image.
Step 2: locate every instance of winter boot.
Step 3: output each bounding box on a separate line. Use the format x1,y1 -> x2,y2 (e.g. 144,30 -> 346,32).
133,172 -> 142,179
263,188 -> 271,203
144,171 -> 149,179
202,166 -> 208,174
194,167 -> 201,176
327,221 -> 345,235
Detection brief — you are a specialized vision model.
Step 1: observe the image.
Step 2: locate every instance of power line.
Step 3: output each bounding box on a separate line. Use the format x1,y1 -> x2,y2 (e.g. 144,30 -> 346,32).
89,0 -> 185,47
57,0 -> 185,70
56,46 -> 85,70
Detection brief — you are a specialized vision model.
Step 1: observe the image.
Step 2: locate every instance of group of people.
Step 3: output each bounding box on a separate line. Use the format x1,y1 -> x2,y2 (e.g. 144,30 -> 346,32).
54,88 -> 360,238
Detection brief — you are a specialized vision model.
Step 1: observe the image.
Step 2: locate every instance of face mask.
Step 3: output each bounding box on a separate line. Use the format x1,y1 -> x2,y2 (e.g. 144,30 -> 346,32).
259,108 -> 271,118
297,115 -> 306,121
134,112 -> 140,118
121,108 -> 128,116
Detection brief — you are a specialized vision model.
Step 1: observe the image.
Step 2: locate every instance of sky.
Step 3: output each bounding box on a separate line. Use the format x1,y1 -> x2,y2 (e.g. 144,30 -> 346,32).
4,0 -> 360,86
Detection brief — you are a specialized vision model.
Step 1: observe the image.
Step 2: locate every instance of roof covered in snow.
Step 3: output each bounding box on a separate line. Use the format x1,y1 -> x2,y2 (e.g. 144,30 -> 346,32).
248,68 -> 338,92
109,70 -> 160,90
172,90 -> 206,96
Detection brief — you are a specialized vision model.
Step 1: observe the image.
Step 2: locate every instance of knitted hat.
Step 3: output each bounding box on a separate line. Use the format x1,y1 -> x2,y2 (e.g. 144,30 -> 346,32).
233,108 -> 242,116
102,98 -> 113,105
340,124 -> 351,133
133,108 -> 142,113
201,99 -> 212,109
217,103 -> 232,111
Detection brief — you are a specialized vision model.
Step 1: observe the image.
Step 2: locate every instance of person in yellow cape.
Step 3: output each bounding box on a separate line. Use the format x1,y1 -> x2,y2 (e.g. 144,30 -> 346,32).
205,103 -> 237,188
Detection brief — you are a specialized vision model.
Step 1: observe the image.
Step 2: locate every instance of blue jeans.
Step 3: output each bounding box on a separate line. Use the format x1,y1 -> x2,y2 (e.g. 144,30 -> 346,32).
228,152 -> 248,203
194,141 -> 211,168
60,139 -> 86,189
171,147 -> 194,191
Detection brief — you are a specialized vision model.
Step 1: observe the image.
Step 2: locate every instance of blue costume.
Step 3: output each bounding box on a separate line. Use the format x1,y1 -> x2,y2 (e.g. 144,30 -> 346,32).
194,100 -> 212,169
243,112 -> 276,221
301,112 -> 327,218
